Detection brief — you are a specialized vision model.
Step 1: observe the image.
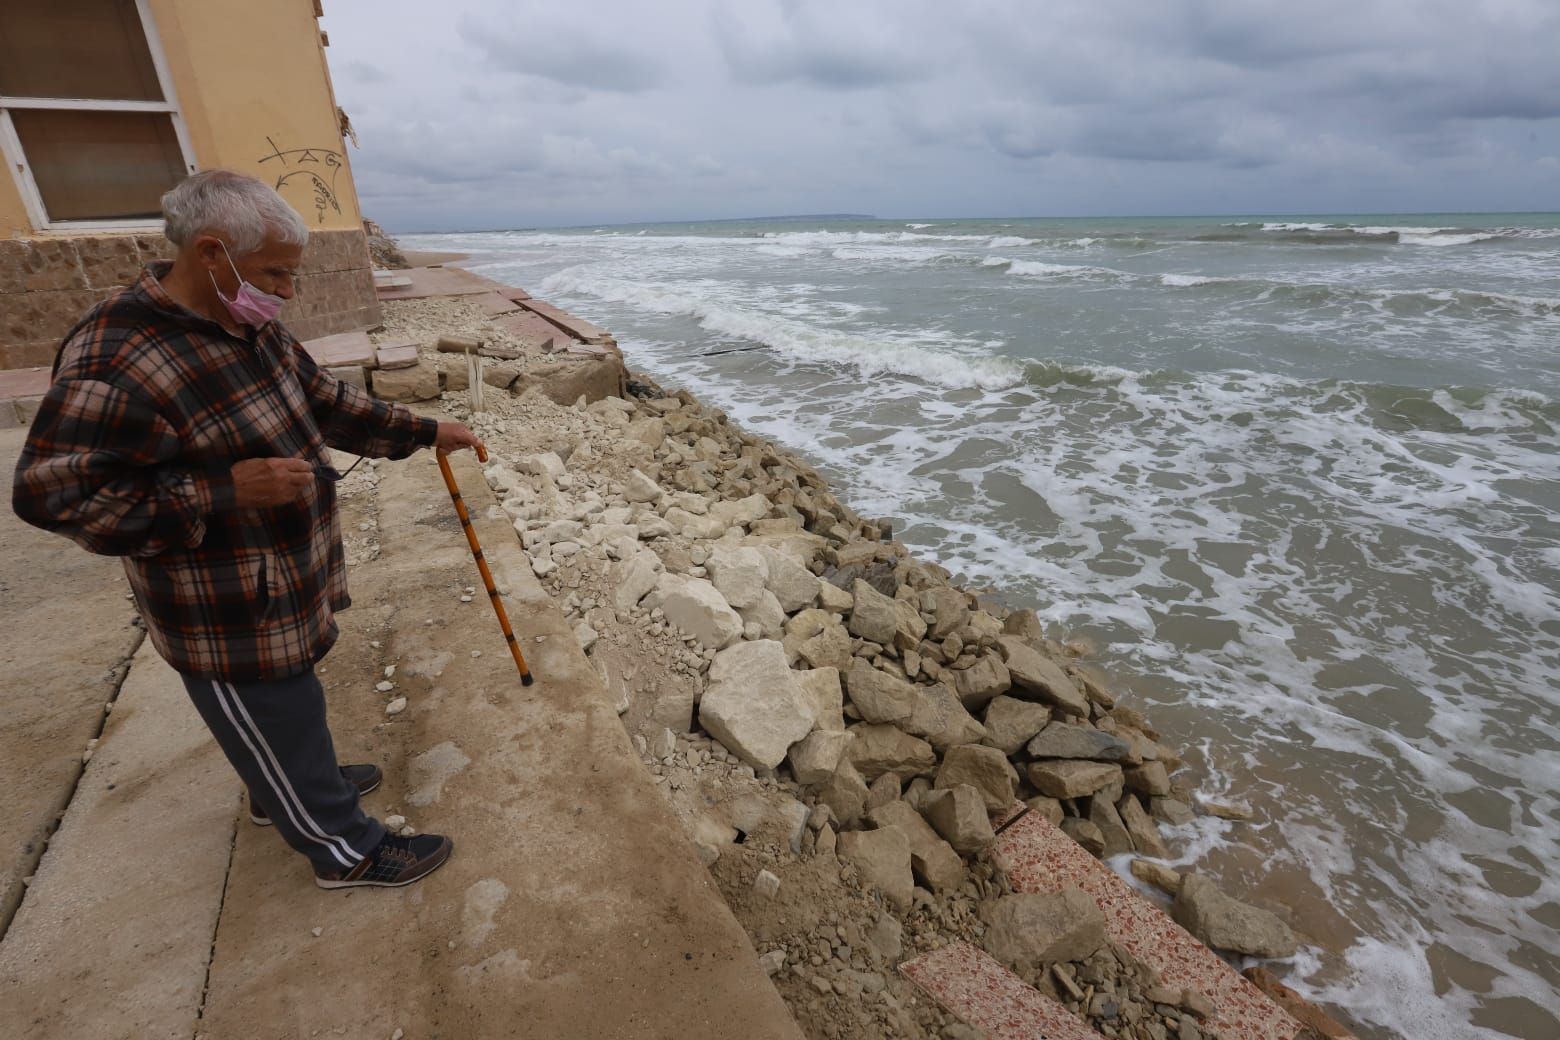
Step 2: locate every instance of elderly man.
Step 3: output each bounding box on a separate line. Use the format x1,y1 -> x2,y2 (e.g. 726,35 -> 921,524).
13,170 -> 478,889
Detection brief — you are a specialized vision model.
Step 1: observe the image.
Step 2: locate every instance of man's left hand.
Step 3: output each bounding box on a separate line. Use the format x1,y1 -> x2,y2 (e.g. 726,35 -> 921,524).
434,421 -> 485,457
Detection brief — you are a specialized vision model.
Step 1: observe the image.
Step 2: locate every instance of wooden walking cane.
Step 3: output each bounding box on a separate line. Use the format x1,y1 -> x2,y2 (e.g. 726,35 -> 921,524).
437,447 -> 534,686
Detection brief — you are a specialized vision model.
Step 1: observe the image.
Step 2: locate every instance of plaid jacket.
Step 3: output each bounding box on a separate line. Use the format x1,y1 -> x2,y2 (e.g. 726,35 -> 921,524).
12,262 -> 437,681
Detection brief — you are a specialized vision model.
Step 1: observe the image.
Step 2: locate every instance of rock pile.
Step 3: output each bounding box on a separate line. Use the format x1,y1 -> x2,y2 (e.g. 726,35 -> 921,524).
380,285 -> 1318,1038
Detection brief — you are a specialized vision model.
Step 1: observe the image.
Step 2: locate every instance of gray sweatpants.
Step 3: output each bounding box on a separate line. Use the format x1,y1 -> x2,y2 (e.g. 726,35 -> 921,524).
180,670 -> 385,875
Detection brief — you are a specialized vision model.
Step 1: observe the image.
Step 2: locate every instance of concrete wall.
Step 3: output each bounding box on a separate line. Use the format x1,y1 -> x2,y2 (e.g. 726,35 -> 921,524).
0,0 -> 379,370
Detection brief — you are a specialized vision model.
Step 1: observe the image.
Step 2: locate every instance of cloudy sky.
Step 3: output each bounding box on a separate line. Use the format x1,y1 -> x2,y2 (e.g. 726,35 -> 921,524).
322,0 -> 1560,231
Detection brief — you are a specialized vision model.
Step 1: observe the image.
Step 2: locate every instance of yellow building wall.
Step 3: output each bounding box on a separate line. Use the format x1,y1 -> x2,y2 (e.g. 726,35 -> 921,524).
0,0 -> 382,369
0,0 -> 361,235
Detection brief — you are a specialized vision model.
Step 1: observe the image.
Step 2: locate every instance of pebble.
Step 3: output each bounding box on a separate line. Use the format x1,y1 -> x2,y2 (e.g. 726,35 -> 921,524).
753,869 -> 781,900
375,680 -> 395,693
385,697 -> 408,716
460,595 -> 473,603
384,814 -> 407,830
471,650 -> 482,658
391,1030 -> 404,1040
311,927 -> 323,938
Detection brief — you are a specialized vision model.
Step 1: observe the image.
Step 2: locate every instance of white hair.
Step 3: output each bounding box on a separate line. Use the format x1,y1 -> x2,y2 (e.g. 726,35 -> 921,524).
161,169 -> 310,255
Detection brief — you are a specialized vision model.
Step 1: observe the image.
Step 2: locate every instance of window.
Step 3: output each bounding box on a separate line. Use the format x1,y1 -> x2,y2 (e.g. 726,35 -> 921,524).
0,0 -> 196,229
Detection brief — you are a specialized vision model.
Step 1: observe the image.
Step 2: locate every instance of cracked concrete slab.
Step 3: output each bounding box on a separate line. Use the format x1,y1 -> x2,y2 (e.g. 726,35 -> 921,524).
0,642 -> 238,1040
0,428 -> 141,933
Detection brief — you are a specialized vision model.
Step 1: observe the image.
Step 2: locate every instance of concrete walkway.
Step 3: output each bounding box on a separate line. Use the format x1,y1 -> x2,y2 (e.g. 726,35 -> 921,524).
0,433 -> 803,1039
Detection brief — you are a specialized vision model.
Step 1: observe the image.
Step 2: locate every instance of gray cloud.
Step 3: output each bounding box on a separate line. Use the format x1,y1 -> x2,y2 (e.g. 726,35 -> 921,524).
321,0 -> 1560,228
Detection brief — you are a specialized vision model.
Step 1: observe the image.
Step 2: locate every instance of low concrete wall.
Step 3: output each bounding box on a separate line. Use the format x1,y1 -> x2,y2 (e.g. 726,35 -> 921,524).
0,228 -> 381,369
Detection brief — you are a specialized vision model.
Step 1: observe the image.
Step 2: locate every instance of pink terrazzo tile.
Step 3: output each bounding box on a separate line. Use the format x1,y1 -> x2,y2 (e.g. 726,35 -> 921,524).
900,941 -> 1107,1040
990,800 -> 1029,832
992,813 -> 1303,1040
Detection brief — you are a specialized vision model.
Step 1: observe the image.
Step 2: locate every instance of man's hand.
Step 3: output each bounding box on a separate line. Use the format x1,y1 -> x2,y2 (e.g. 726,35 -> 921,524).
231,458 -> 314,508
434,421 -> 485,458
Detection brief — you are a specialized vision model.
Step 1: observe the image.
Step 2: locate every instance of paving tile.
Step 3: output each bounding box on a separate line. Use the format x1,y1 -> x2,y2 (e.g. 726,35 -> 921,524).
500,287 -> 532,301
492,310 -> 567,351
992,812 -> 1302,1040
518,297 -> 613,344
373,266 -> 511,300
900,941 -> 1106,1040
374,342 -> 420,370
473,292 -> 521,316
301,330 -> 376,368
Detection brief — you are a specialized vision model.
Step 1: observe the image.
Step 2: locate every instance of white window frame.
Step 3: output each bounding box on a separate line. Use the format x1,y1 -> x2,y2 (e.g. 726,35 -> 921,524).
0,0 -> 197,232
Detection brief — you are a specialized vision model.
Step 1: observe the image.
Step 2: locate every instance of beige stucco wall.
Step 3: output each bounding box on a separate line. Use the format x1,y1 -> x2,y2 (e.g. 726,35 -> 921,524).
0,0 -> 361,233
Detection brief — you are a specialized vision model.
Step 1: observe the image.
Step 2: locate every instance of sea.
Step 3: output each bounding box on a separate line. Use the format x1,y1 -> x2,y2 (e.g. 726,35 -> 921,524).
400,214 -> 1560,1040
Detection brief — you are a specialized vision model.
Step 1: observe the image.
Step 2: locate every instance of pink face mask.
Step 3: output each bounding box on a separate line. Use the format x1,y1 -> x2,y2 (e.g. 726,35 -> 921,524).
210,241 -> 287,326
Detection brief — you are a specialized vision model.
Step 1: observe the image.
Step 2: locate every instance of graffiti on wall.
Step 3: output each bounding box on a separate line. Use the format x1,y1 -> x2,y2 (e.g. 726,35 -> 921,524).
258,136 -> 343,223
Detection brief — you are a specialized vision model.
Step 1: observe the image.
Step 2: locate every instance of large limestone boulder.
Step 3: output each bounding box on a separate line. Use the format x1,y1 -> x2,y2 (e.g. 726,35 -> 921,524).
844,659 -> 917,725
1118,794 -> 1170,858
709,493 -> 771,529
610,550 -> 663,611
787,730 -> 853,785
934,744 -> 1018,813
981,890 -> 1106,971
371,361 -> 440,402
892,595 -> 928,650
666,506 -> 727,540
706,545 -> 769,609
954,654 -> 1011,710
737,590 -> 786,640
795,667 -> 844,731
982,696 -> 1051,755
1088,797 -> 1134,857
1126,761 -> 1172,797
756,546 -> 820,613
997,636 -> 1088,716
900,682 -> 986,751
923,587 -> 969,640
847,579 -> 898,645
1172,874 -> 1298,958
784,609 -> 852,671
623,468 -> 664,503
1025,721 -> 1132,761
868,800 -> 965,893
838,827 -> 913,910
921,785 -> 995,855
699,641 -> 813,769
846,724 -> 937,781
655,576 -> 743,649
816,758 -> 870,826
1027,760 -> 1125,799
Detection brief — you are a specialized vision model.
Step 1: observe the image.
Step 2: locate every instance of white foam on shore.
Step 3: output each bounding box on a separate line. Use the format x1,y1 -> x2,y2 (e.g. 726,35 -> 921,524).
538,268 -> 1025,390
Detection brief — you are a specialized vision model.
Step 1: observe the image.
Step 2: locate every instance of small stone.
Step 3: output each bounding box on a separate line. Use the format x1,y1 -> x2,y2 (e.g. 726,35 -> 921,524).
470,650 -> 482,658
759,949 -> 787,975
981,889 -> 1106,971
385,696 -> 407,716
753,869 -> 781,899
934,744 -> 1018,813
1180,988 -> 1215,1020
1059,817 -> 1106,856
1172,874 -> 1298,958
921,785 -> 995,855
311,927 -> 323,938
459,594 -> 473,603
384,814 -> 407,831
375,680 -> 395,693
1130,858 -> 1183,895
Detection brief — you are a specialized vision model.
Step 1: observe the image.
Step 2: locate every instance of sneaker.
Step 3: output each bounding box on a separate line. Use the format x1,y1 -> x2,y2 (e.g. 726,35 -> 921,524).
314,833 -> 454,889
249,763 -> 383,826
